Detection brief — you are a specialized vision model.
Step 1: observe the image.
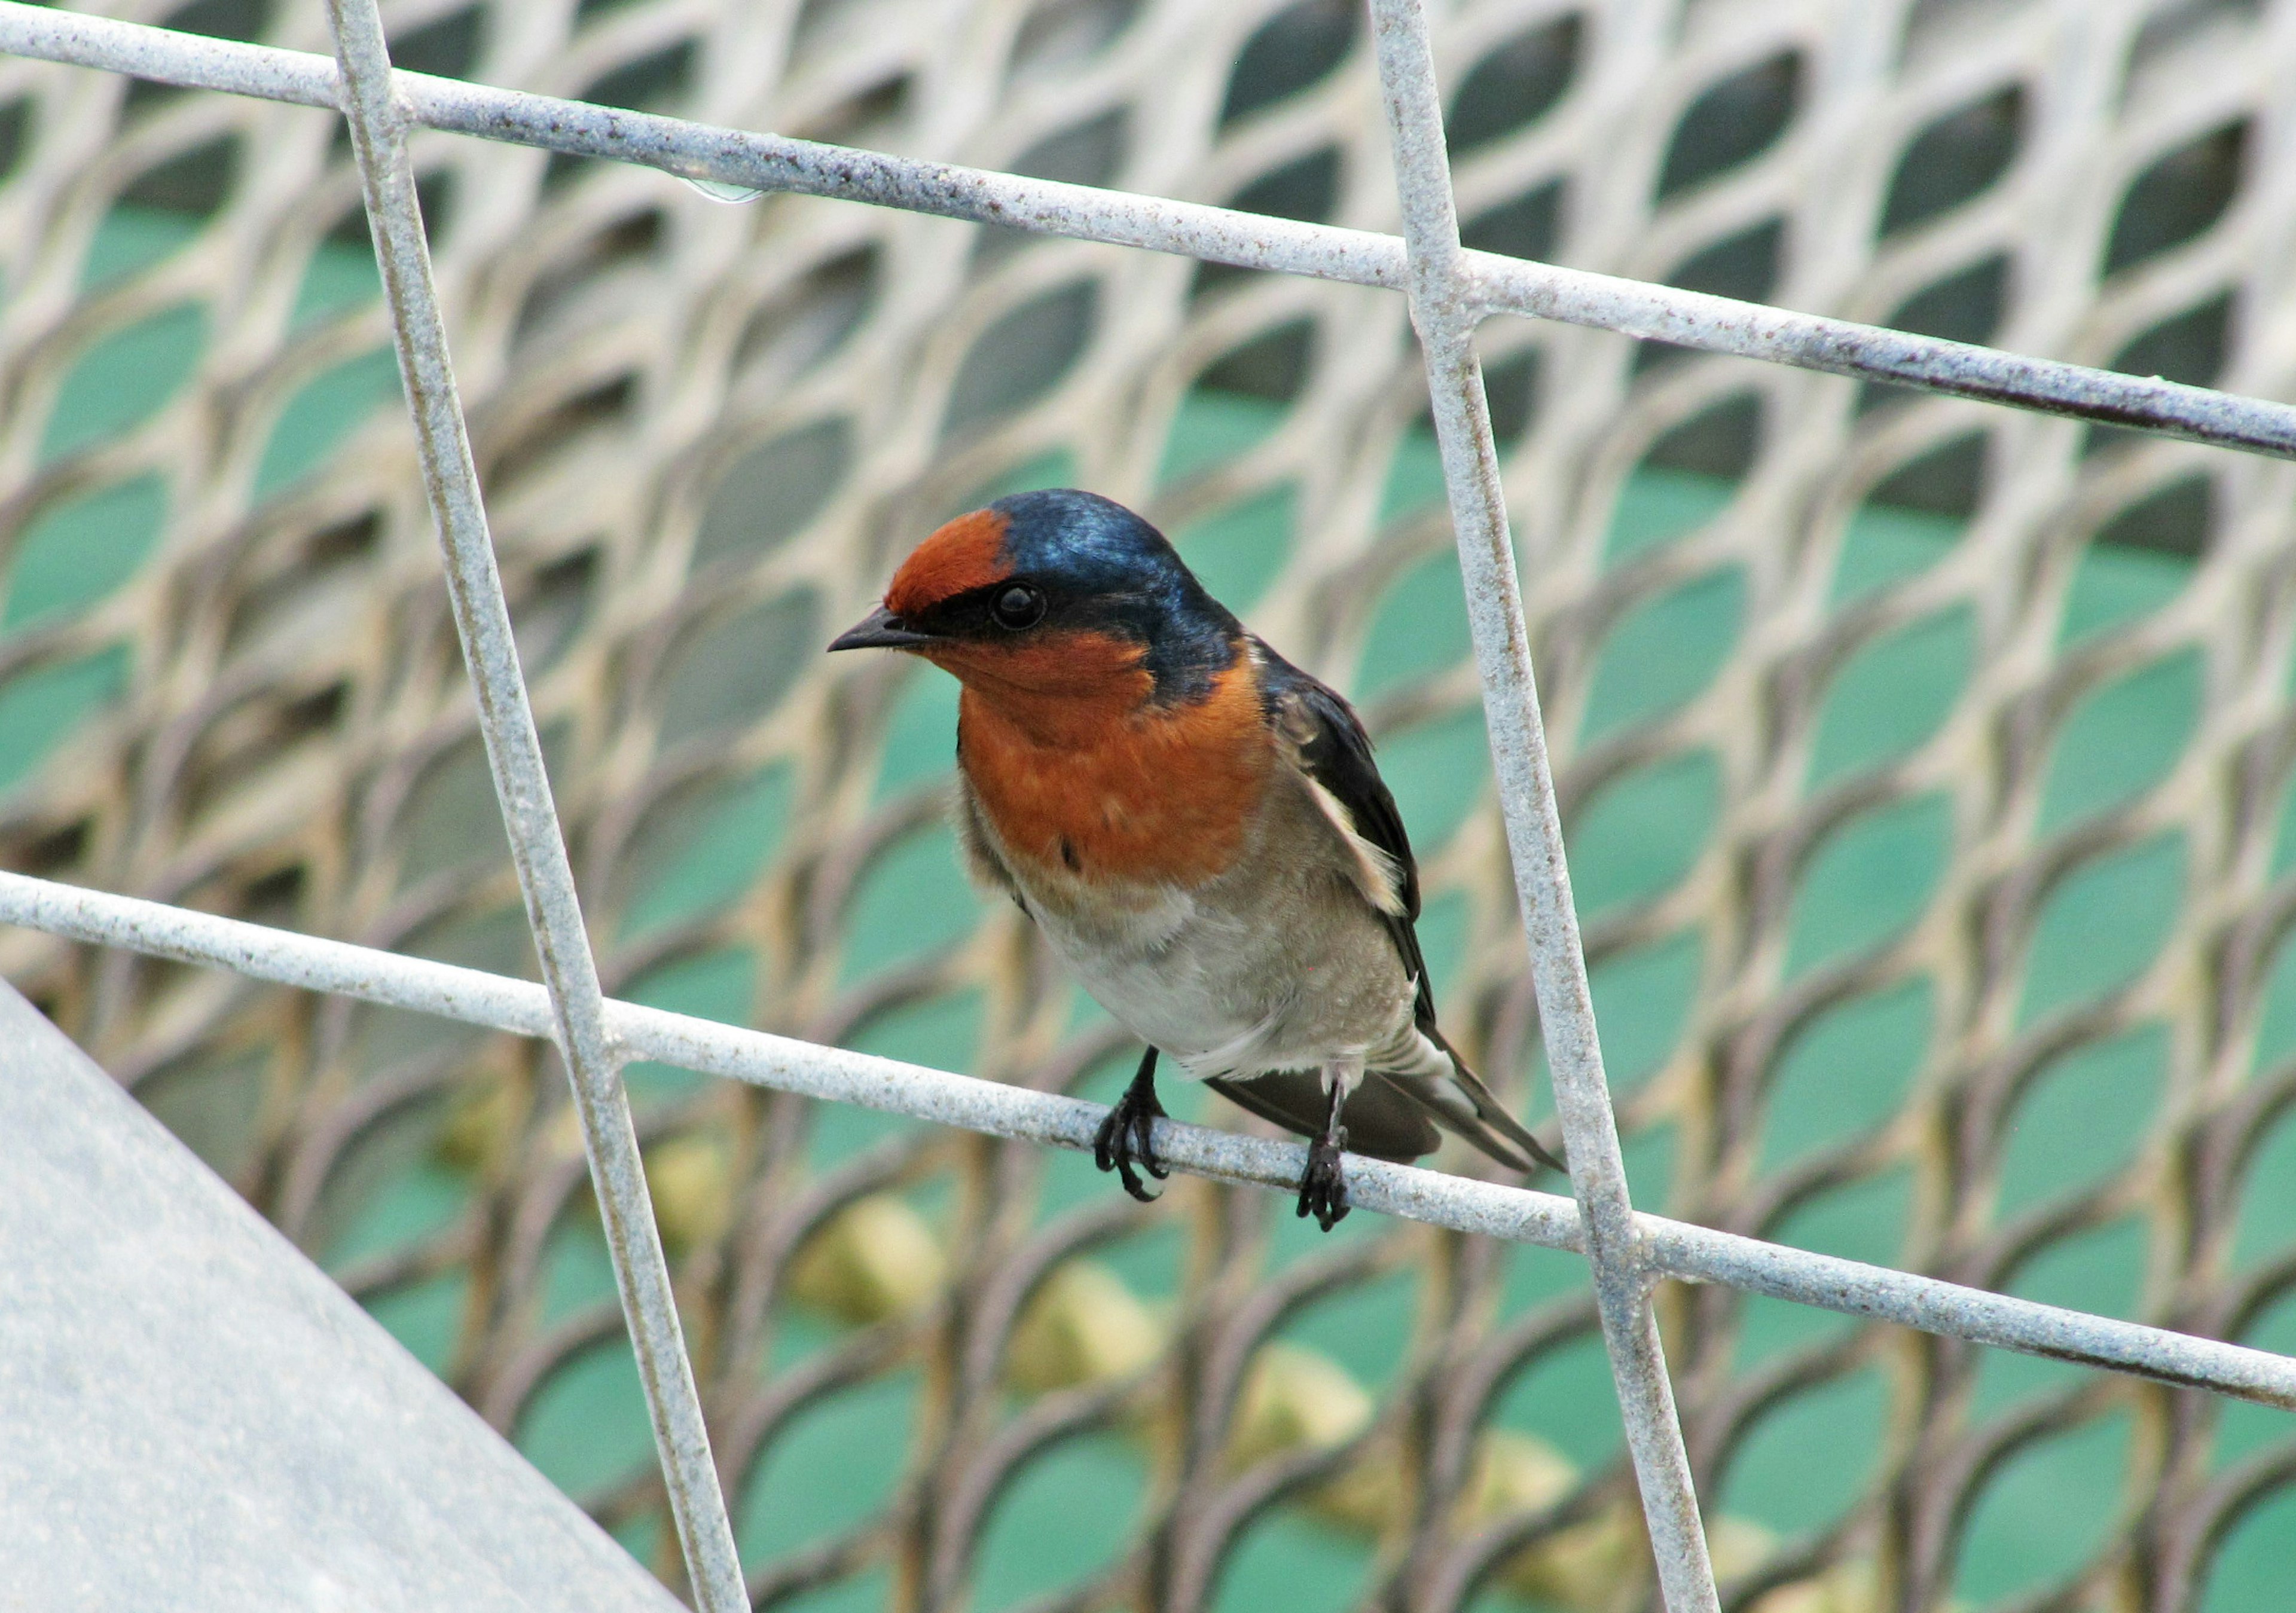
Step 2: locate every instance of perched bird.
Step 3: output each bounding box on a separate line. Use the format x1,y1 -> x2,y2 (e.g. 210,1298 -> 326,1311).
827,489 -> 1564,1227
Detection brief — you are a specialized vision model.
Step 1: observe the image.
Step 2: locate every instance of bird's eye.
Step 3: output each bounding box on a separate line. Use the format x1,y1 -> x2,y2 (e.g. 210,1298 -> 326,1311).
990,583 -> 1046,630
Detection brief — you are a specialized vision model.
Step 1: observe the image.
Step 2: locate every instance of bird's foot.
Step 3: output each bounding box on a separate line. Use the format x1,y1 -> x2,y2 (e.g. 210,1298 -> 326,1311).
1296,1129 -> 1351,1230
1094,1050 -> 1170,1203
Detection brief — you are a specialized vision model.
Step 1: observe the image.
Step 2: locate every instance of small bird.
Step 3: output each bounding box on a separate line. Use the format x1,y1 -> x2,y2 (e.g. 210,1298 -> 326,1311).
827,489 -> 1563,1228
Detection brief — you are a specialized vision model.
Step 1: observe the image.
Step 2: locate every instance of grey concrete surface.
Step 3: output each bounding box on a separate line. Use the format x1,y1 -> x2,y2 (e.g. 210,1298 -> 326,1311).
0,977 -> 688,1612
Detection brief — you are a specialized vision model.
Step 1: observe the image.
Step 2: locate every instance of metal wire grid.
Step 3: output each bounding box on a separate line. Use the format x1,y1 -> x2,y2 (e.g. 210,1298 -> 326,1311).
5,0 -> 2296,1609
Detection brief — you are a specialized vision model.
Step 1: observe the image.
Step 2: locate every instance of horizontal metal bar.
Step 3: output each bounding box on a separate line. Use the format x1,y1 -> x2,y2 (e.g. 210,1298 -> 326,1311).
0,4 -> 1403,285
8,867 -> 2294,1412
4,3 -> 2296,459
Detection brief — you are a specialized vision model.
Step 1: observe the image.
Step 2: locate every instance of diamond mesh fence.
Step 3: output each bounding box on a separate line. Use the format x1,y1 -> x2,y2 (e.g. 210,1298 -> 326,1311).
2,0 -> 2295,1609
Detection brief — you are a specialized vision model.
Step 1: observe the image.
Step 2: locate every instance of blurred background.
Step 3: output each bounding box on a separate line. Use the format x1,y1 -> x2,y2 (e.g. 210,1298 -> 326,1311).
2,0 -> 2294,1608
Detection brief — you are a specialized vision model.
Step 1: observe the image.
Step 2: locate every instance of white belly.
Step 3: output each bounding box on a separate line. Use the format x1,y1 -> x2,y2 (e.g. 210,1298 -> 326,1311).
1030,891 -> 1318,1079
955,770 -> 1419,1081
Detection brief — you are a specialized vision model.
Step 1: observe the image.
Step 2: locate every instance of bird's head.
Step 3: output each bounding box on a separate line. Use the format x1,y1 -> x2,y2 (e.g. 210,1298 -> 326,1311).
828,490 -> 1241,713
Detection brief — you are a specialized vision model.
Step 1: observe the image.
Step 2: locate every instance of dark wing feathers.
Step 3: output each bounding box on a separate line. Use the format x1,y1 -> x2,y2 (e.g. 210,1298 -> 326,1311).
1205,1071 -> 1439,1163
1416,1024 -> 1568,1175
1263,653 -> 1437,1027
1257,645 -> 1565,1178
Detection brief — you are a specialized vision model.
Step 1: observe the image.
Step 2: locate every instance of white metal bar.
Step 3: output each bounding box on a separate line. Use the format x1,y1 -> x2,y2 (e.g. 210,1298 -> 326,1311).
5,2 -> 2296,459
1366,4 -> 1718,1609
8,867 -> 2295,1410
316,2 -> 745,1605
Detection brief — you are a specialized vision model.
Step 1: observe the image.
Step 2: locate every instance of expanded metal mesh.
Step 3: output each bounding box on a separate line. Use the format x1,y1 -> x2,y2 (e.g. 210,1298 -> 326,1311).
4,1 -> 2296,1611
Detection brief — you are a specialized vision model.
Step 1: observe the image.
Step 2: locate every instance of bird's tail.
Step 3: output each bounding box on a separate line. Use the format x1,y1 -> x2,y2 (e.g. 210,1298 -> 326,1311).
1414,1026 -> 1569,1177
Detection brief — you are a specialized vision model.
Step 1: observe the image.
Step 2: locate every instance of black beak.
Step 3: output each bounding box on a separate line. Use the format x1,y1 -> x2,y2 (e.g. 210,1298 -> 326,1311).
827,604 -> 936,652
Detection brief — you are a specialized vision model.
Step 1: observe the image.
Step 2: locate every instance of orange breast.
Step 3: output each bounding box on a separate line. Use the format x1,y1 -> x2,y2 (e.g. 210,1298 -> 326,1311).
955,647 -> 1274,887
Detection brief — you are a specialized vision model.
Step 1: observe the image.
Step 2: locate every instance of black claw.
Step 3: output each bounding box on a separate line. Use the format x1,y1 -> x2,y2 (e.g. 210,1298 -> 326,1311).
1132,1101 -> 1170,1181
1296,1129 -> 1350,1230
1094,1048 -> 1167,1203
1296,1076 -> 1352,1230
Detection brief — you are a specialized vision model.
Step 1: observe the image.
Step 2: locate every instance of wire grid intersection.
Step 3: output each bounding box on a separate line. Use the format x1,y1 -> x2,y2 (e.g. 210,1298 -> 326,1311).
4,1 -> 2296,1611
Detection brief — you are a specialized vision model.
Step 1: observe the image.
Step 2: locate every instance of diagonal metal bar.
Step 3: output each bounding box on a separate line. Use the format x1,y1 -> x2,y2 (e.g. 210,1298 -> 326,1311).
11,867 -> 2296,1410
1364,2 -> 1719,1609
5,2 -> 2296,459
317,1 -> 745,1605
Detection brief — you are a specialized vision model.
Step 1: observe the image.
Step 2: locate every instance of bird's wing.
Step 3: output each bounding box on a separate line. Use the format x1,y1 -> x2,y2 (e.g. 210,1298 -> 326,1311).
951,776 -> 1028,908
1259,646 -> 1434,1022
1204,1071 -> 1440,1162
1259,645 -> 1567,1179
1399,1027 -> 1568,1175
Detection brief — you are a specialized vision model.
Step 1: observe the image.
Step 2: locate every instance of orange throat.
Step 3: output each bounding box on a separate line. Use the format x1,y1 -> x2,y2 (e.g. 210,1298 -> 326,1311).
947,640 -> 1272,888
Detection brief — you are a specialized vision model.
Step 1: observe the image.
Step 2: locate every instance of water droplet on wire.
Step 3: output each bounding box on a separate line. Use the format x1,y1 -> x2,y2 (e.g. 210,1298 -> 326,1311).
682,176 -> 765,204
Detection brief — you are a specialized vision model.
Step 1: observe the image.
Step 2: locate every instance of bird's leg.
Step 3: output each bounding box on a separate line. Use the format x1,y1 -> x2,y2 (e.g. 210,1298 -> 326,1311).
1297,1058 -> 1361,1230
1094,1047 -> 1170,1203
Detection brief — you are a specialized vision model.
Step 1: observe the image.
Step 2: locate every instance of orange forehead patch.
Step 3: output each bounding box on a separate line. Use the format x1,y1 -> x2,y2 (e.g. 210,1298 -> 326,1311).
886,509 -> 1012,618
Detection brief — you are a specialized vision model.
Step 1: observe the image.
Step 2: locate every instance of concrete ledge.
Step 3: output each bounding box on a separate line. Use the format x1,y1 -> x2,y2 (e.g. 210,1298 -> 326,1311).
0,978 -> 688,1612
